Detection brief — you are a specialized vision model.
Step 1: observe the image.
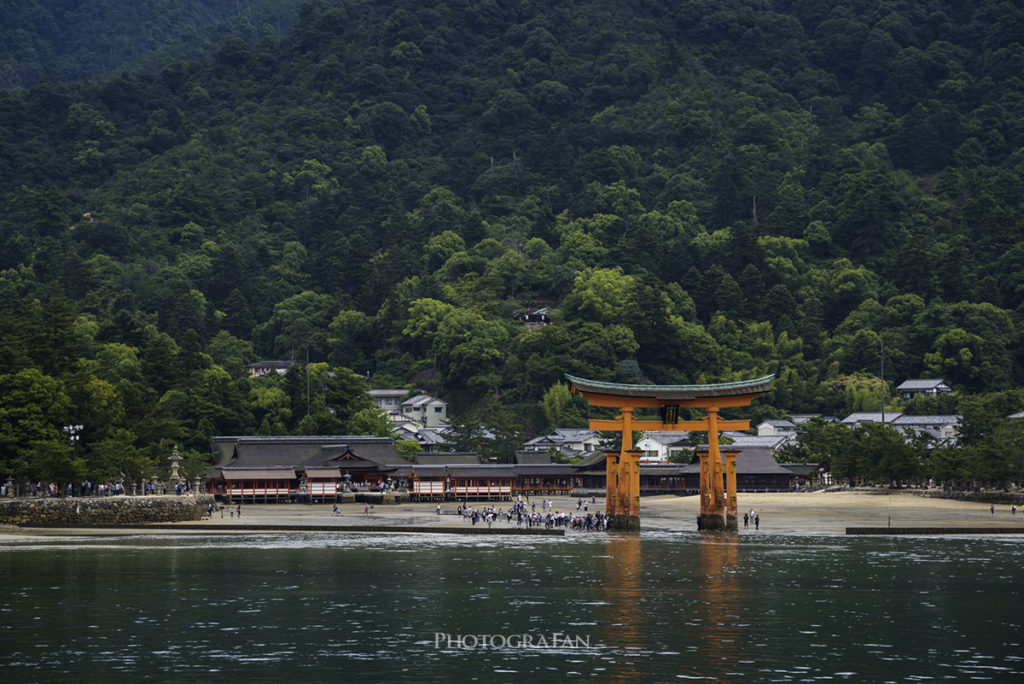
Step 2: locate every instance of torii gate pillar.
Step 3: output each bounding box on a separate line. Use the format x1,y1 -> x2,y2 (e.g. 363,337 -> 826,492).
568,374 -> 773,533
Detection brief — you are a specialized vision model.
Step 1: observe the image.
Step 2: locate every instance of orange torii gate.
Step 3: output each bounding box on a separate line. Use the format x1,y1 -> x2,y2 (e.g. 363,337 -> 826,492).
567,374 -> 773,531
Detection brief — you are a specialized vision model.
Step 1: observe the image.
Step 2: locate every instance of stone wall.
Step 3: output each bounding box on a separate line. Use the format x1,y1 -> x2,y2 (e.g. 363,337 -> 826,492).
921,490 -> 1024,506
0,494 -> 215,527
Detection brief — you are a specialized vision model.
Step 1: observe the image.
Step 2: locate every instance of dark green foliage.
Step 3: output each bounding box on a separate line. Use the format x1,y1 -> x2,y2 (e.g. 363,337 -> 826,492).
2,0 -> 1024,487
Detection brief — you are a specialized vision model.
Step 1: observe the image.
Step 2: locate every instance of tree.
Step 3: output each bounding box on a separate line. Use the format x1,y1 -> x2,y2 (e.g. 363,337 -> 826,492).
88,427 -> 151,491
347,406 -> 394,437
542,382 -> 572,430
0,368 -> 71,481
395,438 -> 421,462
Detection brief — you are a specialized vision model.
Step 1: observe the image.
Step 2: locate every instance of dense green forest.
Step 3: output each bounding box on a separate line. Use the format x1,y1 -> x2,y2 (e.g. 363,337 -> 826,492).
1,0 -> 1023,486
0,0 -> 299,88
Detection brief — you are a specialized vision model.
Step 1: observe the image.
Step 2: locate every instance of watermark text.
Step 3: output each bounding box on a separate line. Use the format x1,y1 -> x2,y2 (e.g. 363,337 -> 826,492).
433,631 -> 590,650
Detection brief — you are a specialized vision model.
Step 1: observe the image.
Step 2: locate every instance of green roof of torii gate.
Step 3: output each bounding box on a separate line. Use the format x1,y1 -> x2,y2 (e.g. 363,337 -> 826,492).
565,374 -> 774,401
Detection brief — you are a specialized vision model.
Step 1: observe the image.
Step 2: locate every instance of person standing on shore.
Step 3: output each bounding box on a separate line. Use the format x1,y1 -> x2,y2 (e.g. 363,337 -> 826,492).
755,514 -> 760,530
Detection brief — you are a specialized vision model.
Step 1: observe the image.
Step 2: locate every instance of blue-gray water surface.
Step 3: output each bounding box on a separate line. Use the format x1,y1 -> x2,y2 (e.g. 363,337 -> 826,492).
1,531 -> 1021,682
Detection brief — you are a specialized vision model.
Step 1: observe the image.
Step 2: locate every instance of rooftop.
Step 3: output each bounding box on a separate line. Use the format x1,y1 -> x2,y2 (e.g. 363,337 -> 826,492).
566,374 -> 774,401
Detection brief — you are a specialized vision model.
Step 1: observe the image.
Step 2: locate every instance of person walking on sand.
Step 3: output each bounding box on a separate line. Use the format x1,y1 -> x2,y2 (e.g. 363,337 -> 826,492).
755,514 -> 760,530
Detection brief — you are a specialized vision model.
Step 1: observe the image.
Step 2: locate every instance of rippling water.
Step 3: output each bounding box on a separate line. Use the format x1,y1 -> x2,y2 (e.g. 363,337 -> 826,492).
1,532 -> 1021,682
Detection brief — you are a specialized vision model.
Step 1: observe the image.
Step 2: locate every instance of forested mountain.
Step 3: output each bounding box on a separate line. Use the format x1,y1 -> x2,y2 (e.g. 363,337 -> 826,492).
0,0 -> 299,88
2,0 -> 1023,484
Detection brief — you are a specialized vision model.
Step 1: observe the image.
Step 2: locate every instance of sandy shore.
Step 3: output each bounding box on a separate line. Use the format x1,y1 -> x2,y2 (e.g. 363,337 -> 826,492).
3,491 -> 1023,539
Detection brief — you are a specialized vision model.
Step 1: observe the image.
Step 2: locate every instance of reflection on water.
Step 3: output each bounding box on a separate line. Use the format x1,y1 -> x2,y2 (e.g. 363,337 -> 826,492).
600,535 -> 643,682
697,534 -> 743,682
1,532 -> 1022,682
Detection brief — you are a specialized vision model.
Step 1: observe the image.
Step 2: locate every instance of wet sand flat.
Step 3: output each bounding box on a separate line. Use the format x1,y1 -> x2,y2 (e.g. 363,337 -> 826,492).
3,491 -> 1023,538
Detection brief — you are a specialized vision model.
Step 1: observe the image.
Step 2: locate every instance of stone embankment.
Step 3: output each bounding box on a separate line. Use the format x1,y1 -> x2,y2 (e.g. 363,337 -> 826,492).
921,490 -> 1024,506
0,494 -> 215,527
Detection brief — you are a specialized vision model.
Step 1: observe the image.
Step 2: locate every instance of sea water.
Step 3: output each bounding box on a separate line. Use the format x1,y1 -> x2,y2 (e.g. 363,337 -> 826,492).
1,531 -> 1021,682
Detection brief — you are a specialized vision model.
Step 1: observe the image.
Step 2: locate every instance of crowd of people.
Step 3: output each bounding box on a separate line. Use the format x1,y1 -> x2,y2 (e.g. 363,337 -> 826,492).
2,480 -> 193,498
453,497 -> 612,531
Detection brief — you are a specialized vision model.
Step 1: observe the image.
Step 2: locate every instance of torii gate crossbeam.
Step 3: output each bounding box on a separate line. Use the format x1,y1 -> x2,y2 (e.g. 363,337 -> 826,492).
567,374 -> 773,532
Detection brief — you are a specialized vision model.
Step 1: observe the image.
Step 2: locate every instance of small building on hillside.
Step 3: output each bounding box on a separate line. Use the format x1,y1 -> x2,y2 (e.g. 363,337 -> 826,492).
841,412 -> 903,427
896,379 -> 953,400
756,419 -> 799,441
522,428 -> 601,459
369,389 -> 407,418
244,360 -> 295,378
789,413 -> 837,425
890,414 -> 961,444
401,394 -> 448,427
635,431 -> 691,463
721,433 -> 791,452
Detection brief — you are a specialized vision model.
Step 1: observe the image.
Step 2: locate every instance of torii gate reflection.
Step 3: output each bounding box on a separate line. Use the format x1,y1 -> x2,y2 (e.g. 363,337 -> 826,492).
568,375 -> 773,531
598,534 -> 745,682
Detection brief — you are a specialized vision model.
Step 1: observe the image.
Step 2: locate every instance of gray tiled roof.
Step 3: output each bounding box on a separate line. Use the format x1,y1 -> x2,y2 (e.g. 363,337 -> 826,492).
515,451 -> 554,464
415,452 -> 480,465
891,415 -> 960,426
210,435 -> 404,468
896,379 -> 949,390
681,446 -> 793,475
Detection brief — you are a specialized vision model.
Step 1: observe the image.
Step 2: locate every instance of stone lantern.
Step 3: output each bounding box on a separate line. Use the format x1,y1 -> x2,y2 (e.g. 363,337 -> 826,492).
170,445 -> 181,482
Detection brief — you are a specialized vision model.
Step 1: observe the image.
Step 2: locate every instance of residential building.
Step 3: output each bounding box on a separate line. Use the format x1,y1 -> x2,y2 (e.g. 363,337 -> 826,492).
369,389 -> 407,418
756,419 -> 799,439
890,414 -> 961,444
401,394 -> 448,427
635,431 -> 691,463
896,379 -> 953,400
841,412 -> 903,427
244,360 -> 295,378
522,428 -> 601,459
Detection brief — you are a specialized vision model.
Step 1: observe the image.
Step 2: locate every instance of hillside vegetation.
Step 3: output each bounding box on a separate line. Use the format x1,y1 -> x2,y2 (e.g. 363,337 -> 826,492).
1,0 -> 1023,483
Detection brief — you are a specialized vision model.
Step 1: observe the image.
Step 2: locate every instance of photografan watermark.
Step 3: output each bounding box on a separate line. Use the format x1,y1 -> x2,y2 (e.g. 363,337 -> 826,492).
433,631 -> 591,650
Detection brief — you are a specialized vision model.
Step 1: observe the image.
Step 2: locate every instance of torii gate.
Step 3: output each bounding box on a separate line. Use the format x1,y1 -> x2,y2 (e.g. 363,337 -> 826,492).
567,374 -> 773,531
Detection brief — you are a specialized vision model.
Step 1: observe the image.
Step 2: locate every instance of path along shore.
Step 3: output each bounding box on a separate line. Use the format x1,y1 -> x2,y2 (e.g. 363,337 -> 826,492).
3,490 -> 1024,538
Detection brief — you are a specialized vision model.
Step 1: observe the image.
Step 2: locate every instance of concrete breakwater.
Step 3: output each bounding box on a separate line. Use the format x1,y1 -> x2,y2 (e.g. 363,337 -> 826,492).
0,494 -> 215,527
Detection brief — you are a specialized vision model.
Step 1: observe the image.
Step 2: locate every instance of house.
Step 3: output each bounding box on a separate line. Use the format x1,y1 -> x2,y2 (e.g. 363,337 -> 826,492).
890,415 -> 961,444
721,432 -> 791,452
244,360 -> 295,378
635,431 -> 691,463
789,414 -> 836,425
517,307 -> 552,328
756,419 -> 799,440
393,424 -> 452,451
401,394 -> 448,427
841,412 -> 903,427
522,428 -> 601,459
896,379 -> 953,400
368,389 -> 407,418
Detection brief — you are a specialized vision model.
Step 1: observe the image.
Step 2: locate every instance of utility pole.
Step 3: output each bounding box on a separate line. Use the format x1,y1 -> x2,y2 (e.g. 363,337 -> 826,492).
880,339 -> 885,425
